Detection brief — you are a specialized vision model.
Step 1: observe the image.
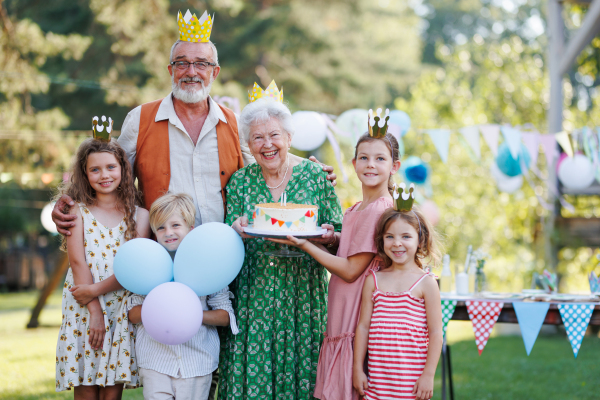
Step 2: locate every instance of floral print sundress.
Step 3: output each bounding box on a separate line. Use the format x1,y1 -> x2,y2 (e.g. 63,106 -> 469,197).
55,203 -> 139,391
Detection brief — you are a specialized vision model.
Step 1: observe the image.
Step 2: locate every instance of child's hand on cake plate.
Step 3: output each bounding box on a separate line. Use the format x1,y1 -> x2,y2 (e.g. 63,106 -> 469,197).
307,223 -> 336,244
232,216 -> 252,239
268,236 -> 308,248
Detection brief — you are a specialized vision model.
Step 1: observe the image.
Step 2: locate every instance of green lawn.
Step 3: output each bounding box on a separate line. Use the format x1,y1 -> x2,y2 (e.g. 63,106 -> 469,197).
1,291 -> 598,399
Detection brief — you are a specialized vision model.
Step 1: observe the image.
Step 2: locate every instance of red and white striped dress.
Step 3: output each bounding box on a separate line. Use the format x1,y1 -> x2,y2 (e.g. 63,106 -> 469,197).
364,270 -> 433,400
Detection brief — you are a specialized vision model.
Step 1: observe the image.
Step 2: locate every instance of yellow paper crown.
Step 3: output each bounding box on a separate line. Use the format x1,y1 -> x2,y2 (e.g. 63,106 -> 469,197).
92,116 -> 113,142
392,183 -> 415,212
178,10 -> 213,43
368,108 -> 390,138
248,80 -> 284,103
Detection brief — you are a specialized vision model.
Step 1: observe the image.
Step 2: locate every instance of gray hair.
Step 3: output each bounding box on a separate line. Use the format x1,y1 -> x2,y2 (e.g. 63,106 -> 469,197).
169,39 -> 219,66
239,99 -> 295,143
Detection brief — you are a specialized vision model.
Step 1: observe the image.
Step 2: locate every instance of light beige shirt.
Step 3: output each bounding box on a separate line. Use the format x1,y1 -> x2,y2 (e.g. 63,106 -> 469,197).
118,94 -> 254,226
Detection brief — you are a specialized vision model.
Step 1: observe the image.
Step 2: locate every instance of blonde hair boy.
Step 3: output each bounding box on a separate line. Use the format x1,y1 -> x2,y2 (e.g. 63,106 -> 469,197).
149,193 -> 196,234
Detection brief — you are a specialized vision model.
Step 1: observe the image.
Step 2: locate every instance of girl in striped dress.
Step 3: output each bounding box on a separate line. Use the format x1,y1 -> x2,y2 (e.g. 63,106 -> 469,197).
353,207 -> 443,400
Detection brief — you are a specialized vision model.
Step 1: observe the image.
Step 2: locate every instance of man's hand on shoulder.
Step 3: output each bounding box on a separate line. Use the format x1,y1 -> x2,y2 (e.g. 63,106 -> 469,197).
52,195 -> 77,236
309,156 -> 337,187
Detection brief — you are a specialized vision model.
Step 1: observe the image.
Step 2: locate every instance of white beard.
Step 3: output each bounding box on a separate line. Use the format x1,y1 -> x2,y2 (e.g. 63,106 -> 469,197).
171,75 -> 213,104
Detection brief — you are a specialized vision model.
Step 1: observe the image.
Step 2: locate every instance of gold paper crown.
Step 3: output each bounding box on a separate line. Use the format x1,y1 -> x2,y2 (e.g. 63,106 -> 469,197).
92,116 -> 113,142
248,80 -> 283,103
393,183 -> 415,212
368,108 -> 390,138
178,10 -> 213,43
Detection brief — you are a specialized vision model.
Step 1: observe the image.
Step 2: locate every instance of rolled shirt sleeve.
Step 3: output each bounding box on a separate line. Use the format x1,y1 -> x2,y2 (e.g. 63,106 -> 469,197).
117,106 -> 142,170
126,293 -> 145,313
206,286 -> 239,335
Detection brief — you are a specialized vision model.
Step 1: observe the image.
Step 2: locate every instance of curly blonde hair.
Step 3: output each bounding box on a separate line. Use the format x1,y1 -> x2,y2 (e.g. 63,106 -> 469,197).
55,138 -> 141,250
374,207 -> 443,269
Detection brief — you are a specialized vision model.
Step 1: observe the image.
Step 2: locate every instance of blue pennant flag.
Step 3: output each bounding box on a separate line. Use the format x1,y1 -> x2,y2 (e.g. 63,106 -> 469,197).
285,222 -> 293,228
558,303 -> 595,358
513,302 -> 550,355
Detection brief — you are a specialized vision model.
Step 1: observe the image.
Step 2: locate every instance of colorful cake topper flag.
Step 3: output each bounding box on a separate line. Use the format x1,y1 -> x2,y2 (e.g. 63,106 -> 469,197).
513,302 -> 550,355
178,10 -> 213,43
248,80 -> 283,103
466,300 -> 504,355
441,300 -> 457,337
558,303 -> 594,358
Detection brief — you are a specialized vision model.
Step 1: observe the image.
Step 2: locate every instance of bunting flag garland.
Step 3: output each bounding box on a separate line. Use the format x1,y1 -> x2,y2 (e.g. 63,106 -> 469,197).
459,126 -> 481,159
555,131 -> 574,158
558,304 -> 594,358
425,129 -> 451,163
501,126 -> 522,159
479,124 -> 500,157
539,134 -> 558,167
522,132 -> 540,166
441,299 -> 457,337
256,207 -> 317,228
466,300 -> 504,355
513,302 -> 550,355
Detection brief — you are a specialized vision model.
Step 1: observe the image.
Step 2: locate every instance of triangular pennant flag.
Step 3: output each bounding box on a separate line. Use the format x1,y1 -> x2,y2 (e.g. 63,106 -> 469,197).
479,124 -> 500,157
441,300 -> 457,337
521,132 -> 540,167
555,131 -> 574,157
293,220 -> 300,227
265,214 -> 270,222
558,304 -> 594,358
466,300 -> 504,355
513,302 -> 550,355
271,218 -> 278,225
459,126 -> 481,159
285,221 -> 292,228
539,134 -> 558,167
300,217 -> 305,223
278,220 -> 285,227
425,129 -> 451,163
501,126 -> 522,159
253,211 -> 257,220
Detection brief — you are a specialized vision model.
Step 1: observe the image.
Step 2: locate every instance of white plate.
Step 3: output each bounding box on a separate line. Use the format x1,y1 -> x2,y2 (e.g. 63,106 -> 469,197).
244,226 -> 328,239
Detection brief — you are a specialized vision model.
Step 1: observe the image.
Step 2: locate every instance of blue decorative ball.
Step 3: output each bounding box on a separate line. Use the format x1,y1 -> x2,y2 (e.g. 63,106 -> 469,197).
495,143 -> 531,177
400,156 -> 430,185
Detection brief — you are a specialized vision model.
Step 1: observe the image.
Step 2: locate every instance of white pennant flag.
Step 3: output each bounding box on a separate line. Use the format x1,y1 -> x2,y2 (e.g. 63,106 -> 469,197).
501,125 -> 522,159
479,124 -> 500,157
522,132 -> 540,166
539,134 -> 558,167
459,126 -> 481,159
425,129 -> 451,163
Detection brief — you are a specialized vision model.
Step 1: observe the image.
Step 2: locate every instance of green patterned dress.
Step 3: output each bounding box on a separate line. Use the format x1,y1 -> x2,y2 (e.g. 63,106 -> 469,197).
218,159 -> 343,400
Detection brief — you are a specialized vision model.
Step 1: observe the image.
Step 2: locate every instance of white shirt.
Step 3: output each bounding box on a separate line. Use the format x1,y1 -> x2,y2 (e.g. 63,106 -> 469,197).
128,287 -> 238,379
118,94 -> 254,226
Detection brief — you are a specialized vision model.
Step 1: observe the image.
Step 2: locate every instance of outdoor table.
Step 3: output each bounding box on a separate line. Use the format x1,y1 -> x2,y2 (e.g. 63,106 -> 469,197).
439,297 -> 600,400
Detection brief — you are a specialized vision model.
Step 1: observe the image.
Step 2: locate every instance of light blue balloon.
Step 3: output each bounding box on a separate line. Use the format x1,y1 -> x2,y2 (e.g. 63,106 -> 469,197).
113,238 -> 173,295
173,222 -> 245,296
388,110 -> 411,137
495,143 -> 531,177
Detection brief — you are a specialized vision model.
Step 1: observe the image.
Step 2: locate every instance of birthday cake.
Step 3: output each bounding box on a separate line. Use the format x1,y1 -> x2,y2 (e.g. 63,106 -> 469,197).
253,203 -> 318,232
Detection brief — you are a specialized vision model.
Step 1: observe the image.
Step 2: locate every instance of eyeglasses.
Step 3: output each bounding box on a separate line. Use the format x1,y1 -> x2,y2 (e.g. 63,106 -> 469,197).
170,61 -> 217,71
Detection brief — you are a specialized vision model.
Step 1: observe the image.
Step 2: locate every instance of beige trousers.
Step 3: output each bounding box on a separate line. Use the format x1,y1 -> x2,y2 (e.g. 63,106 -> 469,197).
139,368 -> 212,400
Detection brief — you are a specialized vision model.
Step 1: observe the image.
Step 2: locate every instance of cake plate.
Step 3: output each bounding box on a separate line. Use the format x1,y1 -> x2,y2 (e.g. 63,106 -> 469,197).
244,226 -> 328,258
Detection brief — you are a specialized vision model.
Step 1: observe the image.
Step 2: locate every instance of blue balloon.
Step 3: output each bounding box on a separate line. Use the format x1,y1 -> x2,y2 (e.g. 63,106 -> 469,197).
173,222 -> 245,296
388,110 -> 411,137
495,143 -> 531,177
113,238 -> 173,295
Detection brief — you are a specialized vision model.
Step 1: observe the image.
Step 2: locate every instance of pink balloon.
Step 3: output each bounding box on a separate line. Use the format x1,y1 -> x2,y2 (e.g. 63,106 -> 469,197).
419,200 -> 440,226
141,282 -> 203,345
556,153 -> 569,172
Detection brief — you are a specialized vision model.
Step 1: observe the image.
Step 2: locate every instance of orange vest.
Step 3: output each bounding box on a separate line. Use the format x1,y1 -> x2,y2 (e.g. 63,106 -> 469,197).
134,99 -> 244,212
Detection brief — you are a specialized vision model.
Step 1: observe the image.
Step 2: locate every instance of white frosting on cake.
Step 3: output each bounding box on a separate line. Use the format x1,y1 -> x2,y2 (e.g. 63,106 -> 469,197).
253,203 -> 318,232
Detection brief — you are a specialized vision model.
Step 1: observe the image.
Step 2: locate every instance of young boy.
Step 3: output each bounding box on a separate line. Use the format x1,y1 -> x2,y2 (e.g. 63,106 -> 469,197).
128,193 -> 238,400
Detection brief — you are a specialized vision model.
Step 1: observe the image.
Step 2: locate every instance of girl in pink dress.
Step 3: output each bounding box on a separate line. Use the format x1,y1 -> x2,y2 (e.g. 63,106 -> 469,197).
272,129 -> 401,399
353,206 -> 443,400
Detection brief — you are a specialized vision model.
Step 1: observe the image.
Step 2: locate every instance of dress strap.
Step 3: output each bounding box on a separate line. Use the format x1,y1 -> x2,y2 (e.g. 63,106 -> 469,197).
370,270 -> 379,291
408,272 -> 431,292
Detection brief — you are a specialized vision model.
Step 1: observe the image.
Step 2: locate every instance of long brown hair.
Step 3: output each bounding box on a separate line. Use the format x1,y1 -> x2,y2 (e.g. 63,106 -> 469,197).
374,207 -> 443,269
55,138 -> 141,250
354,132 -> 400,195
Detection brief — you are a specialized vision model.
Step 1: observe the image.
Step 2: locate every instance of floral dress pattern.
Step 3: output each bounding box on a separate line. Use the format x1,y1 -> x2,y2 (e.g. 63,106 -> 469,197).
218,160 -> 343,400
55,204 -> 139,391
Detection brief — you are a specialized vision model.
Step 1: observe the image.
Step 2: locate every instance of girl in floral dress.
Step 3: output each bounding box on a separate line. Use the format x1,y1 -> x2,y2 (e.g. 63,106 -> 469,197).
55,136 -> 150,398
274,129 -> 402,400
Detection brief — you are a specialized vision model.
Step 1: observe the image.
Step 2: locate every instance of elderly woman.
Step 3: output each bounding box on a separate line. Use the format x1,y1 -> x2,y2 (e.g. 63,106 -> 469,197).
218,99 -> 343,400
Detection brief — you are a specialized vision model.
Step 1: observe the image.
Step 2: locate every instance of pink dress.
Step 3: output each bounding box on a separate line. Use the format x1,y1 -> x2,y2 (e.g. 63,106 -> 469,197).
364,271 -> 433,400
314,197 -> 392,400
